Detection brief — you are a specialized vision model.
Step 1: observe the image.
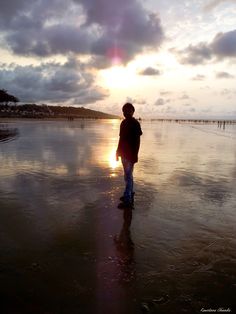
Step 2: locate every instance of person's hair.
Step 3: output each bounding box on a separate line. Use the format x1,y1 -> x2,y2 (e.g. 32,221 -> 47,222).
122,102 -> 135,113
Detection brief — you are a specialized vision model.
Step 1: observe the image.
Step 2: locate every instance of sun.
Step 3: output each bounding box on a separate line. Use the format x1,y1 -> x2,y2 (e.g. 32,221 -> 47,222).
99,65 -> 137,89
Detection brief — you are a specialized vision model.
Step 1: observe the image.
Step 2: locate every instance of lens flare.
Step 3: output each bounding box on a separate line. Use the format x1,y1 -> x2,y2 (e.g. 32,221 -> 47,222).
107,46 -> 124,65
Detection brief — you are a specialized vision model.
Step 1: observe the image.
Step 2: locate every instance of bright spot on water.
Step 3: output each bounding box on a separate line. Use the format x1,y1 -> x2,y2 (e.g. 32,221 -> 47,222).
109,148 -> 118,170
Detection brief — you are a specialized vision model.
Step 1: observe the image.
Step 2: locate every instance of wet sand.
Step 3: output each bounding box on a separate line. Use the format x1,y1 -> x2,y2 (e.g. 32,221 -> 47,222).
0,120 -> 235,313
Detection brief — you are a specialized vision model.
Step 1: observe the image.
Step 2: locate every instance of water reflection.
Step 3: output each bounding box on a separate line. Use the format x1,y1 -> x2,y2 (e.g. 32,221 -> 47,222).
0,125 -> 18,143
0,121 -> 121,180
0,120 -> 236,313
169,169 -> 231,205
108,148 -> 119,170
114,208 -> 135,285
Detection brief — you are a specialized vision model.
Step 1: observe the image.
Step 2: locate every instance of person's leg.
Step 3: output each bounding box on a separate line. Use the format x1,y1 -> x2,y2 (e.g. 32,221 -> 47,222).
122,158 -> 134,203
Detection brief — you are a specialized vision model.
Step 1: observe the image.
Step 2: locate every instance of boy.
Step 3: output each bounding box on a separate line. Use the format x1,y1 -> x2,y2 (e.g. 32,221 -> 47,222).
116,103 -> 142,208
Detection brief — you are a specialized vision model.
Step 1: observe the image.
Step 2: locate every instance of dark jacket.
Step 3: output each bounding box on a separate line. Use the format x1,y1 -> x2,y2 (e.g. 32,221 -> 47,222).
117,117 -> 142,163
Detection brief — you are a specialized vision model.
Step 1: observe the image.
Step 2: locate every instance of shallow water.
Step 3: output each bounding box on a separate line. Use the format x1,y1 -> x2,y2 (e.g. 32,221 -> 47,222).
0,120 -> 236,313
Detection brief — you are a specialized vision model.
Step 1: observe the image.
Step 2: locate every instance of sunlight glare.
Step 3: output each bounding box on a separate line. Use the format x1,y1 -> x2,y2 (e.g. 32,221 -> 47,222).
109,148 -> 118,170
100,65 -> 136,89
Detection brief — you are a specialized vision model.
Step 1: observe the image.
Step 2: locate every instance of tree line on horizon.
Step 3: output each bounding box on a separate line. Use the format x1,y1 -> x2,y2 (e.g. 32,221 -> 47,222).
0,89 -> 118,119
0,103 -> 118,119
0,89 -> 19,104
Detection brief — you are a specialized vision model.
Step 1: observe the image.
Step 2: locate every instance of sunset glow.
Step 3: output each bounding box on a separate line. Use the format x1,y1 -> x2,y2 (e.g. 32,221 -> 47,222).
0,0 -> 235,119
100,65 -> 138,90
108,148 -> 119,170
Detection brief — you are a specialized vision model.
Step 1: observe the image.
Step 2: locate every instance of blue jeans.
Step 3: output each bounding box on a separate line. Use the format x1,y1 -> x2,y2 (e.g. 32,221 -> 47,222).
121,158 -> 134,202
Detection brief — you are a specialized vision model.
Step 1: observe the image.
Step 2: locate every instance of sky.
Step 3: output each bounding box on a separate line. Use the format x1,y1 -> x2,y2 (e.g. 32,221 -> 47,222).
0,0 -> 236,119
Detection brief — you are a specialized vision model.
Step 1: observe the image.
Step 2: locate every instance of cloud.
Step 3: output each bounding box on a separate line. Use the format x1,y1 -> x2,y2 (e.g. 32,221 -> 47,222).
192,74 -> 206,81
211,30 -> 236,58
126,96 -> 147,105
174,43 -> 212,65
160,90 -> 172,96
221,88 -> 231,95
220,88 -> 236,97
87,56 -> 112,70
154,98 -> 171,106
154,98 -> 164,106
200,86 -> 211,90
203,0 -> 236,11
180,94 -> 190,100
0,0 -> 32,27
0,57 -> 109,104
175,29 -> 236,65
138,67 -> 161,76
162,106 -> 177,114
0,0 -> 164,64
220,88 -> 236,96
216,71 -> 235,78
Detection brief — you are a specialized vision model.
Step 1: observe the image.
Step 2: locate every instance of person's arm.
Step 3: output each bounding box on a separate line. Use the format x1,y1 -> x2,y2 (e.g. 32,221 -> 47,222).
116,138 -> 121,161
116,122 -> 122,161
116,145 -> 120,161
133,121 -> 142,157
138,121 -> 143,136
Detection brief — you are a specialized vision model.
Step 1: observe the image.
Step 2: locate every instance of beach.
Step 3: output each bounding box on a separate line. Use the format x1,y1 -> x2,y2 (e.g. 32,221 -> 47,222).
0,119 -> 235,313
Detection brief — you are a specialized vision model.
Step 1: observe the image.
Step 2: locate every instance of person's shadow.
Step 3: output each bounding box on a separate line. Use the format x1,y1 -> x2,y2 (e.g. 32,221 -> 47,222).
114,207 -> 135,284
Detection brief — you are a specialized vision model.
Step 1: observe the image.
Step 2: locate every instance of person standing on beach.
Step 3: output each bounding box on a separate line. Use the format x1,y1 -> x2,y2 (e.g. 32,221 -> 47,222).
116,103 -> 142,208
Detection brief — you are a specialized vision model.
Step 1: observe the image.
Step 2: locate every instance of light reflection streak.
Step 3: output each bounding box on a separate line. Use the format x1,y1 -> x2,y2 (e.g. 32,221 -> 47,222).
108,148 -> 118,170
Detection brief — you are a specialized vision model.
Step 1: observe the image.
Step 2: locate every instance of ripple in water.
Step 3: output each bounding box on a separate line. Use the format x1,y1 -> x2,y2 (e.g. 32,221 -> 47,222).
0,125 -> 19,143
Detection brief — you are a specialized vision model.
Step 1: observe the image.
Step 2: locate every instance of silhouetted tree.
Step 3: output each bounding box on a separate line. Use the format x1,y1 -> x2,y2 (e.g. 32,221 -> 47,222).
0,89 -> 19,104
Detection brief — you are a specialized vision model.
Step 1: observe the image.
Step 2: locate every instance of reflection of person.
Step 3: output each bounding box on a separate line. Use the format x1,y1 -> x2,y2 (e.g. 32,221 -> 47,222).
114,208 -> 135,284
116,103 -> 142,208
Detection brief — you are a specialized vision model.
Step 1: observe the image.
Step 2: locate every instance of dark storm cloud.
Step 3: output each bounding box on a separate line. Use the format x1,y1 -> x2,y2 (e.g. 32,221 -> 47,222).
6,24 -> 93,57
0,57 -> 108,104
76,0 -> 163,46
0,0 -> 70,29
0,0 -> 164,63
216,71 -> 234,78
0,0 -> 32,27
175,29 -> 236,65
138,67 -> 161,76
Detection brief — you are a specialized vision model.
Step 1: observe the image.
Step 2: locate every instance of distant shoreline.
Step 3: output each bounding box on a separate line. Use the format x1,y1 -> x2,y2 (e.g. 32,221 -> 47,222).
0,103 -> 120,120
149,118 -> 236,124
1,117 -> 236,124
0,116 -> 121,122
